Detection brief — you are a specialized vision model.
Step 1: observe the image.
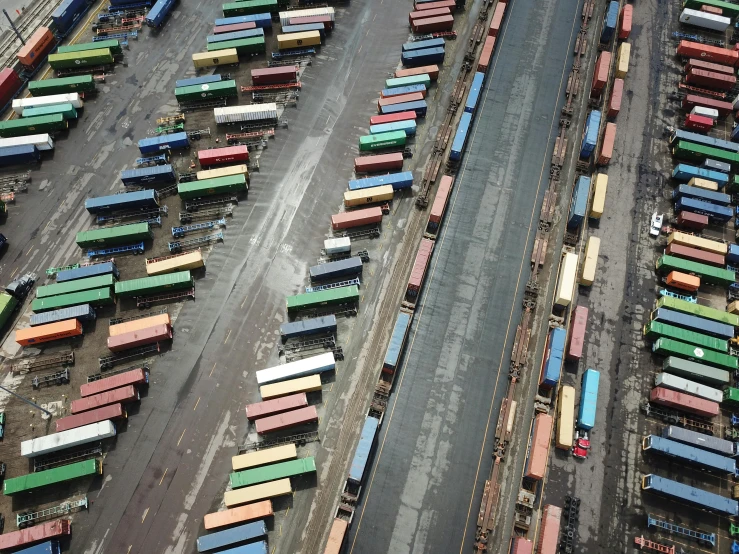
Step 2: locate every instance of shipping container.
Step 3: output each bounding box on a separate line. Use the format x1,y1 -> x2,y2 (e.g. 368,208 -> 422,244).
464,71 -> 484,114
386,74 -> 433,89
16,319 -> 82,346
21,421 -> 115,458
0,520 -> 71,550
724,387 -> 739,404
286,285 -> 359,314
414,0 -> 456,9
524,413 -> 552,480
369,111 -> 417,127
14,540 -> 61,554
688,68 -> 736,90
245,395 -> 307,422
0,68 -> 22,109
70,385 -> 139,414
52,0 -> 90,35
31,287 -> 115,313
178,174 -> 247,199
0,293 -> 18,331
369,120 -> 417,136
537,505 -> 561,554
4,459 -> 101,495
59,40 -> 123,56
653,336 -> 738,370
665,270 -> 700,292
427,175 -> 453,235
682,94 -> 733,116
567,305 -> 588,361
381,311 -> 412,374
600,0 -> 618,42
115,271 -> 193,298
590,173 -> 607,218
207,36 -> 266,55
145,0 -> 176,26
685,114 -> 714,132
259,374 -> 322,400
669,231 -> 727,255
359,130 -> 407,152
348,172 -> 413,192
643,473 -> 738,515
655,255 -> 734,286
512,538 -> 534,554
540,327 -> 565,388
198,145 -> 248,167
197,164 -> 248,181
0,144 -> 40,166
675,196 -> 733,222
677,211 -> 709,230
591,51 -> 611,94
81,368 -> 149,398
662,425 -> 736,456
680,7 -> 731,31
580,236 -> 600,286
412,14 -> 454,33
276,30 -> 321,49
215,13 -> 272,27
204,501 -> 273,530
578,368 -> 600,430
608,78 -> 623,119
323,238 -> 350,256
729,243 -> 739,264
146,250 -> 205,276
406,238 -> 434,301
309,256 -> 363,281
255,405 -> 318,434
643,435 -> 735,473
17,27 -> 56,68
288,15 -> 333,28
687,177 -> 719,191
662,355 -> 731,386
402,45 -> 446,66
278,7 -> 335,26
618,4 -> 632,38
192,49 -> 240,69
331,207 -> 383,230
0,114 -> 68,138
120,164 -> 176,186
251,66 -> 297,85
380,99 -> 427,117
554,252 -> 579,307
450,111 -> 472,161
196,521 -> 267,552
138,132 -> 190,154
646,320 -> 727,352
214,104 -> 278,124
85,189 -> 159,214
408,7 -> 450,23
687,58 -> 734,75
655,372 -> 723,402
22,102 -> 78,120
224,478 -> 292,507
673,162 -> 729,185
222,0 -> 277,16
30,304 -> 96,327
76,222 -> 152,248
488,2 -> 506,36
28,75 -> 95,96
597,122 -> 616,165
279,315 -> 336,342
256,352 -> 335,385
402,37 -> 445,52
701,5 -> 724,14
665,243 -> 724,266
580,110 -> 601,158
677,40 -> 739,66
650,385 -> 720,417
347,415 -> 379,492
354,152 -> 405,173
230,456 -> 316,488
48,48 -> 114,69
556,386 -> 576,450
175,80 -> 238,102
670,132 -> 739,156
55,403 -> 126,432
175,75 -> 222,89
0,133 -> 54,151
324,519 -> 349,554
281,23 -> 327,39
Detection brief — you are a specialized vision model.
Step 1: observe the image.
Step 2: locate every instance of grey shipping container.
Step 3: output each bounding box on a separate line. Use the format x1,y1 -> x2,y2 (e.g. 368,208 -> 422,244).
279,315 -> 337,343
703,158 -> 731,173
652,307 -> 735,339
120,164 -> 176,186
642,473 -> 738,516
568,176 -> 591,229
643,435 -> 736,474
56,261 -> 119,283
309,257 -> 363,283
661,425 -> 736,457
29,303 -> 96,326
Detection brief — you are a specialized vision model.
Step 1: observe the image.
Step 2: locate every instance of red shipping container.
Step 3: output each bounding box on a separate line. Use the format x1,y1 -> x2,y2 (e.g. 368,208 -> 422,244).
566,305 -> 588,361
591,51 -> 612,95
0,519 -> 71,550
198,145 -> 249,166
597,122 -> 616,165
407,238 -> 434,296
701,5 -> 723,14
395,64 -> 440,80
608,78 -> 623,119
428,175 -> 453,226
0,68 -> 22,109
331,207 -> 383,230
107,324 -> 172,352
289,15 -> 333,29
618,4 -> 632,39
665,243 -> 725,266
56,403 -> 126,432
377,92 -> 424,110
354,152 -> 405,173
415,0 -> 455,10
213,22 -> 257,33
17,27 -> 56,68
478,36 -> 496,73
524,413 -> 552,480
676,41 -> 739,67
684,113 -> 714,132
489,2 -> 506,36
251,66 -> 298,85
409,7 -> 450,24
71,385 -> 139,414
537,505 -> 562,554
682,94 -> 733,115
81,367 -> 149,397
255,405 -> 318,434
686,68 -> 736,91
412,15 -> 454,33
685,58 -> 734,75
677,211 -> 709,230
246,393 -> 308,420
512,537 -> 534,554
650,386 -> 719,417
370,111 -> 417,125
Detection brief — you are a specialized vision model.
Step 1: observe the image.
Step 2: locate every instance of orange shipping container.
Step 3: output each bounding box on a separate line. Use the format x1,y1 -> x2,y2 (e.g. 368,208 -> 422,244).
478,36 -> 496,73
524,413 -> 552,480
107,323 -> 172,352
377,92 -> 425,110
618,4 -> 632,39
591,51 -> 612,95
488,2 -> 506,36
395,65 -> 440,80
666,271 -> 700,292
408,7 -> 450,24
109,313 -> 172,337
608,78 -> 624,119
537,505 -> 562,554
597,122 -> 617,165
17,27 -> 56,68
701,5 -> 723,14
324,518 -> 349,554
203,500 -> 273,530
16,319 -> 82,346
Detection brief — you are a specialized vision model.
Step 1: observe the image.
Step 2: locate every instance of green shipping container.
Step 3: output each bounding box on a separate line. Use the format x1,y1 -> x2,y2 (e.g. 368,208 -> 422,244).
230,457 -> 316,488
31,287 -> 115,313
385,74 -> 432,89
174,80 -> 239,102
48,48 -> 114,69
115,270 -> 193,298
652,337 -> 738,371
28,75 -> 96,96
724,387 -> 739,404
0,293 -> 19,329
662,356 -> 731,387
223,0 -> 278,15
58,39 -> 123,56
36,274 -> 116,299
4,459 -> 101,495
655,255 -> 735,286
286,285 -> 360,314
358,131 -> 407,152
76,222 -> 152,248
728,175 -> 739,194
683,0 -> 739,18
0,114 -> 67,138
643,321 -> 728,352
206,36 -> 266,55
177,174 -> 247,200
673,140 -> 739,166
656,296 -> 739,326
22,102 -> 78,120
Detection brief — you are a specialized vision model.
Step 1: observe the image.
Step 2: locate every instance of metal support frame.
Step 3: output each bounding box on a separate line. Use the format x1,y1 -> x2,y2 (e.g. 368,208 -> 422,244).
136,288 -> 195,308
168,232 -> 223,253
238,430 -> 319,454
32,368 -> 70,389
99,343 -> 160,370
16,498 -> 88,527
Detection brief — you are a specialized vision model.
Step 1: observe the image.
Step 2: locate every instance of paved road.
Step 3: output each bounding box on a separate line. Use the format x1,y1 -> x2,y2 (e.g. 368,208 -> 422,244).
346,0 -> 582,550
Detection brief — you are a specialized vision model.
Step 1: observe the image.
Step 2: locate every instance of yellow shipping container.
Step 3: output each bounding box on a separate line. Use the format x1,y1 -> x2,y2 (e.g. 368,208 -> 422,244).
590,173 -> 608,219
192,49 -> 239,69
232,444 -> 297,471
729,300 -> 739,315
554,252 -> 579,307
555,386 -> 575,450
277,31 -> 322,50
259,374 -> 322,400
145,250 -> 205,276
224,478 -> 292,507
616,42 -> 630,79
580,236 -> 601,286
197,164 -> 248,181
668,231 -> 727,255
687,177 -> 719,191
343,184 -> 394,207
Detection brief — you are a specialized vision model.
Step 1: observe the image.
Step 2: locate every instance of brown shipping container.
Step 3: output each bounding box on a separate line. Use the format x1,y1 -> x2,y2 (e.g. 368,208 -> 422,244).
665,270 -> 700,292
395,64 -> 440,80
608,78 -> 623,119
686,68 -> 736,91
408,7 -> 450,23
489,2 -> 506,36
665,243 -> 725,266
511,538 -> 534,554
80,367 -> 149,397
686,58 -> 735,75
70,385 -> 139,414
478,36 -> 496,73
331,207 -> 383,230
415,0 -> 455,10
213,22 -> 257,34
618,4 -> 632,39
17,27 -> 56,68
245,392 -> 308,420
107,323 -> 172,352
701,5 -> 723,14
650,386 -> 719,417
377,92 -> 424,109
682,94 -> 733,115
56,403 -> 126,432
591,51 -> 612,95
204,501 -> 274,530
289,15 -> 333,29
354,152 -> 405,173
408,239 -> 434,293
597,123 -> 616,165
676,41 -> 739,67
412,14 -> 454,33
677,211 -> 709,230
251,66 -> 298,85
429,175 -> 453,224
537,505 -> 562,554
109,313 -> 172,336
524,413 -> 552,480
0,69 -> 22,109
255,405 -> 318,434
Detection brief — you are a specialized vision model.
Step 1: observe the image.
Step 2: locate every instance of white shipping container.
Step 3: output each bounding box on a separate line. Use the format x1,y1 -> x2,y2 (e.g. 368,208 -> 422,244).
654,372 -> 723,403
0,133 -> 54,151
691,106 -> 719,120
256,352 -> 335,385
679,8 -> 731,32
732,94 -> 739,111
323,237 -> 351,255
12,93 -> 83,114
279,6 -> 335,25
213,103 -> 278,124
20,420 -> 116,458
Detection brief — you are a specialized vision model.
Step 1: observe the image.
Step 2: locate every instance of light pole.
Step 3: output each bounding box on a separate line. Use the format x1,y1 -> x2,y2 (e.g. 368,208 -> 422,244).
0,384 -> 52,417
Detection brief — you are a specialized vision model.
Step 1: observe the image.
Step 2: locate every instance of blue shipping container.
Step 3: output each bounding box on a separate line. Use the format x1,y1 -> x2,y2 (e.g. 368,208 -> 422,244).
642,473 -> 739,516
196,521 -> 267,552
380,100 -> 427,117
279,315 -> 336,342
0,144 -> 40,166
281,23 -> 326,38
464,72 -> 485,114
369,120 -> 417,136
401,47 -> 445,67
675,196 -> 733,222
214,13 -> 272,28
309,257 -> 363,282
349,171 -> 414,192
208,542 -> 268,554
600,1 -> 619,43
138,132 -> 189,154
673,184 -> 731,205
348,416 -> 379,485
567,175 -> 591,229
206,28 -> 265,44
16,541 -> 62,554
450,111 -> 472,162
51,0 -> 88,35
85,189 -> 159,214
56,261 -> 119,283
401,37 -> 446,52
541,327 -> 565,388
728,244 -> 739,265
643,435 -> 736,474
580,110 -> 601,159
380,84 -> 427,97
120,164 -> 176,186
578,368 -> 600,430
145,0 -> 175,27
703,158 -> 731,174
384,311 -> 411,372
672,163 -> 729,187
672,129 -> 739,154
652,308 -> 735,339
29,304 -> 96,326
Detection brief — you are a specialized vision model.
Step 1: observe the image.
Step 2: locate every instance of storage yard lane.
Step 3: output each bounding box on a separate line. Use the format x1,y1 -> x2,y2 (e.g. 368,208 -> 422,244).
347,0 -> 581,550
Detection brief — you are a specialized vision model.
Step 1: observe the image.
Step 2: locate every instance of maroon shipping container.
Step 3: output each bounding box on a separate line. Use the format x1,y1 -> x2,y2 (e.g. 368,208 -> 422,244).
0,519 -> 71,550
618,4 -> 632,39
408,7 -> 450,24
591,51 -> 612,95
684,113 -> 714,132
107,324 -> 172,352
566,305 -> 588,361
80,368 -> 149,397
650,386 -> 719,417
597,122 -> 616,165
289,15 -> 333,29
71,385 -> 139,414
676,41 -> 739,67
677,211 -> 709,230
213,22 -> 257,33
369,111 -> 417,126
415,0 -> 455,11
251,66 -> 298,85
608,78 -> 623,119
511,537 -> 534,554
407,238 -> 434,296
685,58 -> 734,75
412,14 -> 454,33
395,64 -> 440,80
0,68 -> 22,109
246,393 -> 308,421
377,92 -> 424,110
489,2 -> 506,36
701,5 -> 723,14
255,405 -> 318,434
682,94 -> 733,115
354,152 -> 405,173
56,403 -> 126,432
686,68 -> 736,91
537,505 -> 561,554
429,175 -> 453,226
478,36 -> 496,73
331,207 -> 383,230
198,145 -> 249,166
665,243 -> 725,266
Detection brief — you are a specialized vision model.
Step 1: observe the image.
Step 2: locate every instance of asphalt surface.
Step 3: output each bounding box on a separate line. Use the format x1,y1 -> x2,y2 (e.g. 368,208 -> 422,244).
346,0 -> 583,550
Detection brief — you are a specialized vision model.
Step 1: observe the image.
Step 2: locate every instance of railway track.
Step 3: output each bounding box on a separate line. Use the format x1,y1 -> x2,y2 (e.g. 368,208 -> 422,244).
0,0 -> 66,72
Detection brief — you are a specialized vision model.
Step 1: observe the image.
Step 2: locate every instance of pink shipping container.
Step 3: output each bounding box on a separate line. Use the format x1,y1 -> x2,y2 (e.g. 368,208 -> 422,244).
650,386 -> 719,417
107,324 -> 172,352
608,78 -> 623,119
597,122 -> 616,165
408,7 -> 450,24
684,113 -> 714,132
255,405 -> 318,434
331,207 -> 383,230
682,94 -> 733,115
567,305 -> 588,361
198,145 -> 249,166
213,22 -> 257,33
537,505 -> 562,554
666,243 -> 725,266
524,413 -> 552,480
488,2 -> 506,36
414,0 -> 455,11
0,519 -> 71,550
701,5 -> 723,14
407,238 -> 434,296
511,537 -> 534,554
478,36 -> 496,73
685,58 -> 734,75
591,51 -> 612,95
412,15 -> 454,33
377,92 -> 425,110
676,41 -> 739,67
80,367 -> 149,397
251,66 -> 298,85
369,111 -> 417,125
289,15 -> 333,29
71,385 -> 139,414
677,211 -> 709,230
354,152 -> 405,173
0,68 -> 22,109
618,4 -> 632,39
395,64 -> 440,80
428,175 -> 453,226
56,403 -> 126,432
686,68 -> 737,90
245,392 -> 308,420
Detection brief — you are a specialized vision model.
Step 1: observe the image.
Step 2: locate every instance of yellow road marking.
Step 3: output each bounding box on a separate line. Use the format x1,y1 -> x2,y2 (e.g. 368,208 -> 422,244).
224,329 -> 232,343
141,507 -> 149,523
158,467 -> 168,486
193,397 -> 200,411
177,428 -> 186,446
